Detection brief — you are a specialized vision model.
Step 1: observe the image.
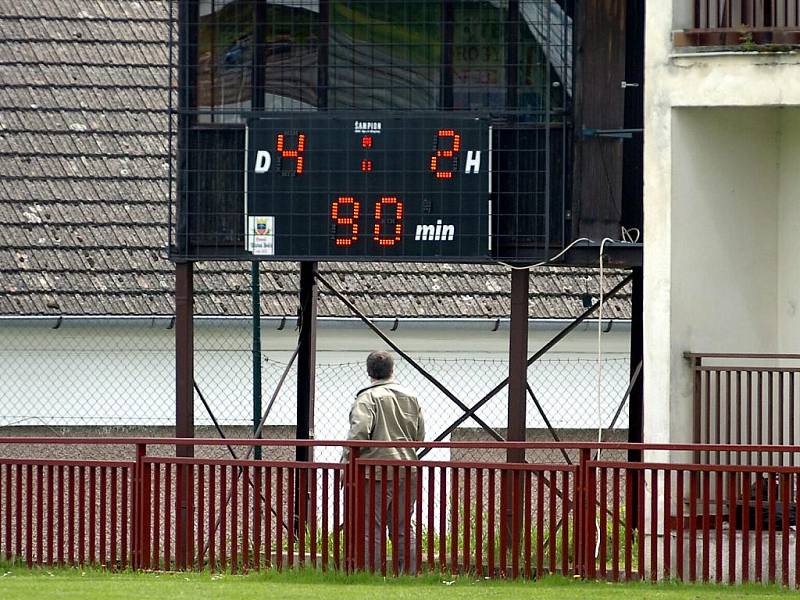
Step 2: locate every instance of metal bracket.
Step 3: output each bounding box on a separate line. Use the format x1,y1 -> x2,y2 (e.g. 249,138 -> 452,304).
581,127 -> 643,140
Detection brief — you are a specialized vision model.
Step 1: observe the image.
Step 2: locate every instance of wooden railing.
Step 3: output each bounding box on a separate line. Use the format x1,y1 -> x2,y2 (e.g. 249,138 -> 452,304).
674,1 -> 800,47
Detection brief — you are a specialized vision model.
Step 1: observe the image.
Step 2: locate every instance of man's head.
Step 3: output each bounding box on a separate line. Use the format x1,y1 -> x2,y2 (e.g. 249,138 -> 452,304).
366,350 -> 394,381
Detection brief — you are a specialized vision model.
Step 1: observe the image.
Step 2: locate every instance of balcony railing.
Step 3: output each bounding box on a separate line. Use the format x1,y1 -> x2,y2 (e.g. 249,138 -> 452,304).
687,353 -> 800,459
674,1 -> 800,47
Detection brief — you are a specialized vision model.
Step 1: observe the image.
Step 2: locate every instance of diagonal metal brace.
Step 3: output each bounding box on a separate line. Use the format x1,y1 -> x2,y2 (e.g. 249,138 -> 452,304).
315,271 -> 505,442
419,272 -> 633,458
526,383 -> 572,465
199,341 -> 302,559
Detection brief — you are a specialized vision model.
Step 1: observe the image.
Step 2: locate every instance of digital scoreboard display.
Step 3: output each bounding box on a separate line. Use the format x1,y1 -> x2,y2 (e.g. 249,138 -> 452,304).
244,114 -> 491,261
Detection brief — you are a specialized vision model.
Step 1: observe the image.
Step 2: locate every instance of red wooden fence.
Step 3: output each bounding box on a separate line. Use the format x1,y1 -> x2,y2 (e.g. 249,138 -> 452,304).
0,438 -> 798,586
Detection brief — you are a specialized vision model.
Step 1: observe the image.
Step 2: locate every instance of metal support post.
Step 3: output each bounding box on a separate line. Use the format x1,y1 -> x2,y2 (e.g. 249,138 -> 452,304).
252,262 -> 262,460
296,262 -> 318,538
297,261 -> 318,460
251,0 -> 266,462
627,267 -> 644,527
176,261 -> 195,448
175,261 -> 194,568
505,267 -> 529,565
507,267 -> 529,460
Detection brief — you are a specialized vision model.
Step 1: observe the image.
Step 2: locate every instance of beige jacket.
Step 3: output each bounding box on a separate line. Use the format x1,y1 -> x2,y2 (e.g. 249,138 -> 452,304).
342,380 -> 425,471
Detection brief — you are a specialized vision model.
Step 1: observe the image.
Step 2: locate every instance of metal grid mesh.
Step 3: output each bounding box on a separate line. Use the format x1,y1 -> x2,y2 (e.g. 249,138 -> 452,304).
172,0 -> 572,261
192,1 -> 570,117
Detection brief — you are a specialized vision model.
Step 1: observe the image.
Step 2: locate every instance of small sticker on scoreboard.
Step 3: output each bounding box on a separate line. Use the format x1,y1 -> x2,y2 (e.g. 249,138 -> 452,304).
249,216 -> 275,256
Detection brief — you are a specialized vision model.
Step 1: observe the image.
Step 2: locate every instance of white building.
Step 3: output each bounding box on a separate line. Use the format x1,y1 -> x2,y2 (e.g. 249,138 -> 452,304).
645,2 -> 800,446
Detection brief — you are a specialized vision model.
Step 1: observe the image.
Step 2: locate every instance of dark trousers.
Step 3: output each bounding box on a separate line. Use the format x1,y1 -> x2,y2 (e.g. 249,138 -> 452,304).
364,475 -> 417,574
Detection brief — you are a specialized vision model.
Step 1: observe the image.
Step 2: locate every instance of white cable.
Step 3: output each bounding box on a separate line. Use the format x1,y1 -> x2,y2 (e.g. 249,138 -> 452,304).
597,237 -> 614,450
595,236 -> 614,560
621,226 -> 641,244
493,237 -> 594,270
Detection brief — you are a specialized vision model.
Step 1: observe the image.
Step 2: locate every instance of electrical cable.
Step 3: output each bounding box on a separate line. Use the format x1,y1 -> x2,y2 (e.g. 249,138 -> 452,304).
594,236 -> 614,559
621,226 -> 640,244
493,236 -> 594,270
593,226 -> 640,558
596,236 -> 615,450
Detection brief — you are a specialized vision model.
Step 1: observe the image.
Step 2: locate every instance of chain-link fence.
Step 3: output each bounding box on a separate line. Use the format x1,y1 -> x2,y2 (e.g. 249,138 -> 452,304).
0,318 -> 630,458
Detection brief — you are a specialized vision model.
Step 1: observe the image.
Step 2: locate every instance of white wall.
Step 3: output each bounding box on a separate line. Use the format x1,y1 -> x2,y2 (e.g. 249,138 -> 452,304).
0,320 -> 631,445
778,109 -> 800,353
668,108 -> 781,443
646,106 -> 800,444
643,0 -> 677,445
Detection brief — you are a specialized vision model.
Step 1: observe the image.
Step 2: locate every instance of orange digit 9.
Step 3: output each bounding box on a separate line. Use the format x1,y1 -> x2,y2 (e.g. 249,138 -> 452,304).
331,196 -> 360,246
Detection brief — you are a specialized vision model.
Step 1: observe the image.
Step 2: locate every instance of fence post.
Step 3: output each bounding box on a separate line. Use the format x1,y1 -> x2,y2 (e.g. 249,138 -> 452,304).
355,457 -> 366,572
141,448 -> 152,570
132,443 -> 147,570
576,448 -> 591,578
344,447 -> 359,573
691,356 -> 702,462
585,452 -> 597,580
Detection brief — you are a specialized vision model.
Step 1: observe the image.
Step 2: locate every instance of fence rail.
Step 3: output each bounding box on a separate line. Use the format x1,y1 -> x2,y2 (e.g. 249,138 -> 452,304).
674,0 -> 800,46
1,438 -> 800,586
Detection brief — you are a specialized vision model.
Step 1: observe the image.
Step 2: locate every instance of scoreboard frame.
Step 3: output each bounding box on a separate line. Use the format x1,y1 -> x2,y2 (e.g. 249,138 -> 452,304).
242,112 -> 493,263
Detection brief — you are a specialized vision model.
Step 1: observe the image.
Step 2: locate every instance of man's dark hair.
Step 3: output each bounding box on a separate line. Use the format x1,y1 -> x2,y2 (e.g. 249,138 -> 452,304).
366,351 -> 394,380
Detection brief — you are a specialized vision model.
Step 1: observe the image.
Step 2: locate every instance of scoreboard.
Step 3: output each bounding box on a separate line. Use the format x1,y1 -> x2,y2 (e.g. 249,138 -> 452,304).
244,113 -> 491,261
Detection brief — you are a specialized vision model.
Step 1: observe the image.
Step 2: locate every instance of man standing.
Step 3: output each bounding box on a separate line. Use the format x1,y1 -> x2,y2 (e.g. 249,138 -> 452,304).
343,350 -> 425,574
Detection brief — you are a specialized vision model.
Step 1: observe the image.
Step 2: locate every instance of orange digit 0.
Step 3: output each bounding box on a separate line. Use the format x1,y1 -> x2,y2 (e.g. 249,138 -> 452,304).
373,196 -> 403,246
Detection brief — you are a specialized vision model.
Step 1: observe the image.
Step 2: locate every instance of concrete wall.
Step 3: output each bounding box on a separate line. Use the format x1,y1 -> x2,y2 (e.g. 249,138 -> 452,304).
0,319 -> 632,462
778,109 -> 800,354
668,108 -> 781,443
646,107 -> 800,444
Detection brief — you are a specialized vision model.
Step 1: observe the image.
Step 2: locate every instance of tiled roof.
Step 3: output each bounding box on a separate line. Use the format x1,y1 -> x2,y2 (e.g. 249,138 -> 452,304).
0,0 -> 631,319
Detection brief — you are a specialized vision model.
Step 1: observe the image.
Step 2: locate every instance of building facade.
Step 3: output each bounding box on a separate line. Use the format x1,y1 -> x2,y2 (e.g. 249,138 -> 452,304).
645,1 -> 800,445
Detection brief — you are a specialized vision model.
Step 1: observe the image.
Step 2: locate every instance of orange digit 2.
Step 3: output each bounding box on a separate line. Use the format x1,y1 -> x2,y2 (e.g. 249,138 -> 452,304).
331,196 -> 360,246
276,132 -> 306,175
373,196 -> 403,246
429,129 -> 461,179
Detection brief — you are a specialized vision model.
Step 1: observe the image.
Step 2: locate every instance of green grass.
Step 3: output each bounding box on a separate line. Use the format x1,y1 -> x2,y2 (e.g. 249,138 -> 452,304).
1,567 -> 799,600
